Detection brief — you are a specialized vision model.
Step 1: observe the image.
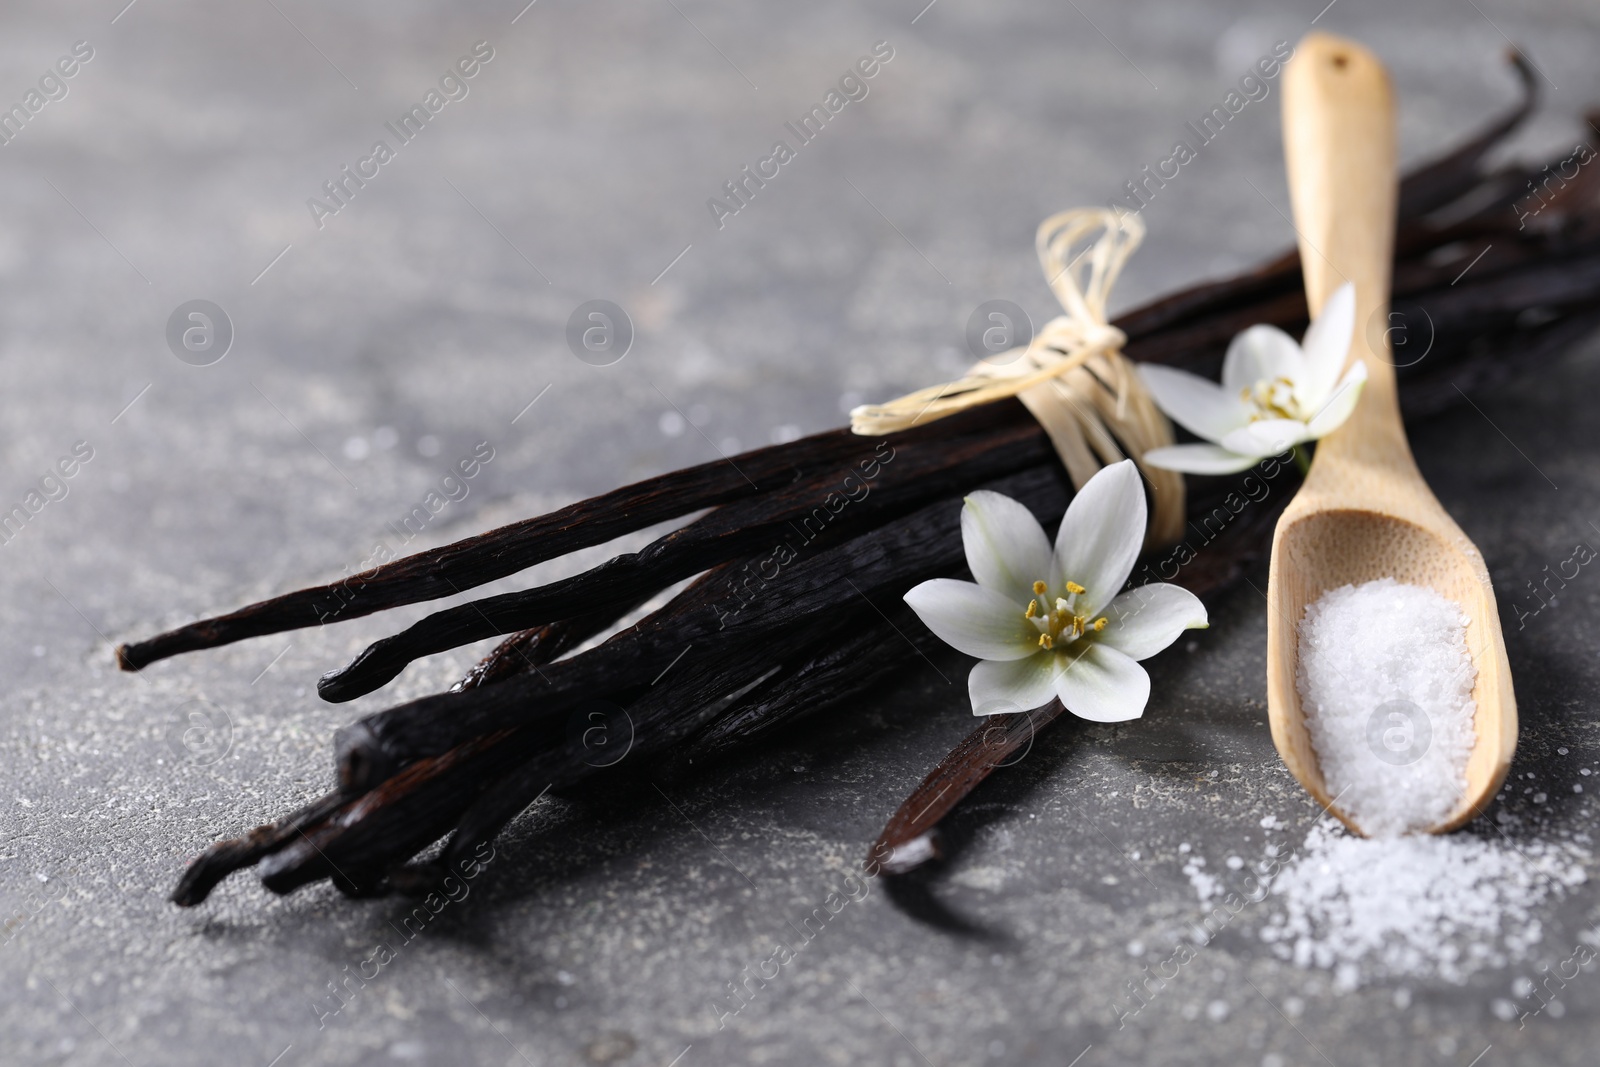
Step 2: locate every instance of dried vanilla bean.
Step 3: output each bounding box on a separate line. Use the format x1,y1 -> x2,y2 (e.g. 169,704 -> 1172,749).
316,414 -> 1050,701
118,401 -> 1028,671
655,605 -> 910,772
336,464 -> 1074,787
169,790 -> 349,906
255,727 -> 535,897
1395,49 -> 1537,218
210,600 -> 850,900
432,612 -> 856,880
451,606 -> 637,693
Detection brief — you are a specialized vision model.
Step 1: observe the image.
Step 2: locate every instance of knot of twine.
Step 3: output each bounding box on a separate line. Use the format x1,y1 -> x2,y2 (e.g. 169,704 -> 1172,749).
849,207 -> 1183,547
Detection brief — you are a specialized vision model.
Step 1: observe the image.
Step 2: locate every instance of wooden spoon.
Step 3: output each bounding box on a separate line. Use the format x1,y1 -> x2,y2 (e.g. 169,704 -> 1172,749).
1265,32 -> 1517,834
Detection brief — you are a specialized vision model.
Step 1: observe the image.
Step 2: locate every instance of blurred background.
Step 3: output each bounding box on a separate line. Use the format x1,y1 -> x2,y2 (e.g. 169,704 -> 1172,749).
2,1 -> 1598,1064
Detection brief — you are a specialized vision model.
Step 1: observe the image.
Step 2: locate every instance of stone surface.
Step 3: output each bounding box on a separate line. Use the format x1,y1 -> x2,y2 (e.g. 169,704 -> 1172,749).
2,1 -> 1599,1064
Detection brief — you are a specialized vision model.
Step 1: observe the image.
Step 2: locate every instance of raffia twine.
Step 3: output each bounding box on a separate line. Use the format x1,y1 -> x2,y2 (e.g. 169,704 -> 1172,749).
849,207 -> 1184,548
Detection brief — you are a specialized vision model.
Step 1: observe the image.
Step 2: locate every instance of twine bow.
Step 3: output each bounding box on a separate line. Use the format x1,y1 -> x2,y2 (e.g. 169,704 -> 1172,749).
849,207 -> 1184,547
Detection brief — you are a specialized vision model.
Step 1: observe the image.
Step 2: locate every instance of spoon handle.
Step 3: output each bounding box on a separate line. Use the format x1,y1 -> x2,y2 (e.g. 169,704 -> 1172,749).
1270,34 -> 1518,835
1282,33 -> 1410,470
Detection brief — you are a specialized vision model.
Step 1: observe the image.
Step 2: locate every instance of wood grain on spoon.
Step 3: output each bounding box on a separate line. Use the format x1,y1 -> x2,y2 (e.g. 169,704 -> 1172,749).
1267,32 -> 1517,834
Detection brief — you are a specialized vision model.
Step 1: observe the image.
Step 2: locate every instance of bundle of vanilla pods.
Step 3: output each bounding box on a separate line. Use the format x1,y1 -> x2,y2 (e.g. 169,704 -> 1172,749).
122,56 -> 1600,903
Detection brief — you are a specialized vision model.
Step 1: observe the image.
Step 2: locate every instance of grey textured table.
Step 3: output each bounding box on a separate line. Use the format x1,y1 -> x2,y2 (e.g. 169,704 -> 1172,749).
3,1 -> 1599,1064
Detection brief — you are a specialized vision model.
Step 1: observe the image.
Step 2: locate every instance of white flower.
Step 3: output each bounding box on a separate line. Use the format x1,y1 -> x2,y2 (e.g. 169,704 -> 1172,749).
1138,283 -> 1365,474
903,460 -> 1208,722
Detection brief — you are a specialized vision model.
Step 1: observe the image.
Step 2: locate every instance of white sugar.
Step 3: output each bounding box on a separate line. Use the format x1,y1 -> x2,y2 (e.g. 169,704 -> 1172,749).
1296,578 -> 1477,838
1259,821 -> 1588,988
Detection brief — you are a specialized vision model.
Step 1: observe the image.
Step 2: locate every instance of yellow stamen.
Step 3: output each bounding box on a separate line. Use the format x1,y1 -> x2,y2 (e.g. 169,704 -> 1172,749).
1093,617 -> 1107,631
1065,581 -> 1086,595
1245,376 -> 1303,423
1032,580 -> 1048,595
1025,599 -> 1037,618
1039,633 -> 1054,649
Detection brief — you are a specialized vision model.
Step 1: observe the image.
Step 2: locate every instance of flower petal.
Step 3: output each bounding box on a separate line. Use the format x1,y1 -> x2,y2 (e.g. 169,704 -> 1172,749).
1297,282 -> 1356,408
961,490 -> 1053,605
1138,364 -> 1251,443
903,578 -> 1039,661
1142,443 -> 1261,475
1221,324 -> 1306,394
1303,362 -> 1367,440
1098,583 -> 1209,661
1220,418 -> 1309,458
1052,459 -> 1144,617
1055,643 -> 1151,723
969,653 -> 1061,715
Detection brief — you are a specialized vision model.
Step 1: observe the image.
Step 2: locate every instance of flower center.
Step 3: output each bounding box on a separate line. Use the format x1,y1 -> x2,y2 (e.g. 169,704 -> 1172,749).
1241,376 -> 1303,422
1024,578 -> 1106,651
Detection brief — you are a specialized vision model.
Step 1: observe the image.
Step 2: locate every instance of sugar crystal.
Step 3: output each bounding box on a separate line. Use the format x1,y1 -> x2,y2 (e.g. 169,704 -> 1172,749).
1295,578 -> 1477,837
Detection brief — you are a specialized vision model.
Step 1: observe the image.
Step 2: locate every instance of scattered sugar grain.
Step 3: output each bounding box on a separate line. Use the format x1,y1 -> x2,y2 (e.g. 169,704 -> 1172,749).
1182,855 -> 1218,902
1259,821 -> 1588,987
1296,578 -> 1477,838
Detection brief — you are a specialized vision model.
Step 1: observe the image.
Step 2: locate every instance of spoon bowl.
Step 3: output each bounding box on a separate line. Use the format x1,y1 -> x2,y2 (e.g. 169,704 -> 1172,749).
1265,32 -> 1517,835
